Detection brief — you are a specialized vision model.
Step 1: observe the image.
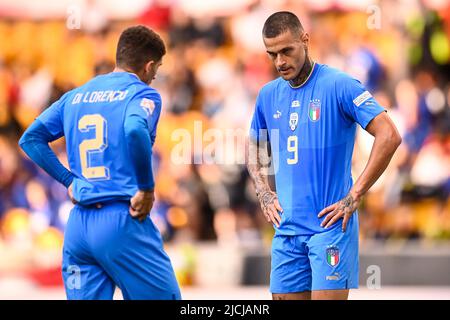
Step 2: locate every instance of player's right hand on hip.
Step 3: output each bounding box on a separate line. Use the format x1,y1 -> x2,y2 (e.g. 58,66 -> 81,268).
130,189 -> 155,222
257,189 -> 283,227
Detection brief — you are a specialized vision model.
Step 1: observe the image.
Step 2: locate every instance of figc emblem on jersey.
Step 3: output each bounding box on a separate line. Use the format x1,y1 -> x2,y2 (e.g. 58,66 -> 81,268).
326,245 -> 340,267
308,99 -> 321,122
289,112 -> 299,131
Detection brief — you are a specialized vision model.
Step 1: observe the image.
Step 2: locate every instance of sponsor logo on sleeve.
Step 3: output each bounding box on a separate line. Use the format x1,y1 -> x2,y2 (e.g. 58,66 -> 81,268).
353,90 -> 372,107
140,98 -> 155,116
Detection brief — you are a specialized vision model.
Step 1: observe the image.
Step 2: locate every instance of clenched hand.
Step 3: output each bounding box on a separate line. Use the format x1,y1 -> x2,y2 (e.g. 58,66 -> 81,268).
130,190 -> 155,222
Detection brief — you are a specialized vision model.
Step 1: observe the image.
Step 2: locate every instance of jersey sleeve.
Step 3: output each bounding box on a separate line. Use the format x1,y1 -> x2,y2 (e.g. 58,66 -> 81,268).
249,90 -> 268,142
124,88 -> 162,190
36,92 -> 70,139
126,89 -> 162,142
338,74 -> 385,129
148,95 -> 162,145
19,119 -> 74,188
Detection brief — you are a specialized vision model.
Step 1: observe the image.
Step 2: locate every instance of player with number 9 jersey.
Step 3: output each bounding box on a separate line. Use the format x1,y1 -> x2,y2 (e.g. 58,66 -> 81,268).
248,12 -> 401,299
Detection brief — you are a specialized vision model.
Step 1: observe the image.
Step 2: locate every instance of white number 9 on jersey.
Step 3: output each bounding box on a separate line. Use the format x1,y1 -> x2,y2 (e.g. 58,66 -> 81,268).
78,114 -> 110,180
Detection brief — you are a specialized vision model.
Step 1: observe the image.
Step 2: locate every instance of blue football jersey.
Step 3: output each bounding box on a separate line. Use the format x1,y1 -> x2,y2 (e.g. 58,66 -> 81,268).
250,63 -> 385,235
38,72 -> 162,205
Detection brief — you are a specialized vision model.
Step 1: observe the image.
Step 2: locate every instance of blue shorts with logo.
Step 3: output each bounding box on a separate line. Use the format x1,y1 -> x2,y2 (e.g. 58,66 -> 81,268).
270,213 -> 359,293
62,201 -> 181,300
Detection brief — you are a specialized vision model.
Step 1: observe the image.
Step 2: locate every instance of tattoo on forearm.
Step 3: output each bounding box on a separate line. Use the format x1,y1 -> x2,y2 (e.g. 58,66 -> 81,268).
247,138 -> 274,211
247,139 -> 270,189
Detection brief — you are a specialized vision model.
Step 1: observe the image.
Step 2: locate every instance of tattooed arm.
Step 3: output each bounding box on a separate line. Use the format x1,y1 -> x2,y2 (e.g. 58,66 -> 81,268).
246,137 -> 283,227
318,112 -> 402,232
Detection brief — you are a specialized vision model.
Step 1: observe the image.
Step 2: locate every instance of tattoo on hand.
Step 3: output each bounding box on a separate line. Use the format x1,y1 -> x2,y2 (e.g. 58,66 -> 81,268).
258,190 -> 277,211
339,194 -> 355,214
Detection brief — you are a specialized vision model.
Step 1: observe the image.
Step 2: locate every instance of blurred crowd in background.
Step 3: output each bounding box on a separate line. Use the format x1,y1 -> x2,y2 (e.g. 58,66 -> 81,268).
0,0 -> 449,283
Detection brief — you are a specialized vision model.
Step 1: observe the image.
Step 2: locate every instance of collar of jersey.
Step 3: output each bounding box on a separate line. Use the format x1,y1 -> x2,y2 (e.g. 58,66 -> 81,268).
110,71 -> 140,81
288,61 -> 316,89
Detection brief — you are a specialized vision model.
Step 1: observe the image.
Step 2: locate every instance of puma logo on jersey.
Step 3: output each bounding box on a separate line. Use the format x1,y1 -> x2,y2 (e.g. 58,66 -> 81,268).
273,110 -> 282,119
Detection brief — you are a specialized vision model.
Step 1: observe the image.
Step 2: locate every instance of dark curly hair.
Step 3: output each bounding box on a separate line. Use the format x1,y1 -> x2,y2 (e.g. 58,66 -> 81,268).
116,25 -> 166,72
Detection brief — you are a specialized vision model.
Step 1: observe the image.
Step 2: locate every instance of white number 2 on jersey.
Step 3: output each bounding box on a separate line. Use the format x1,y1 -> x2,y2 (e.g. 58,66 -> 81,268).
287,135 -> 298,165
78,114 -> 110,180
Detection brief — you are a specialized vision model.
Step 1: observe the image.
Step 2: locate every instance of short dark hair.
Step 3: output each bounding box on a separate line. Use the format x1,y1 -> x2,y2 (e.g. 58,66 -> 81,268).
262,11 -> 303,38
116,25 -> 166,72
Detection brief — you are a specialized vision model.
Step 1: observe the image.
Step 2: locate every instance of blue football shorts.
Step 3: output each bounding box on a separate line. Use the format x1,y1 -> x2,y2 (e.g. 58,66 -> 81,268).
62,201 -> 181,300
270,213 -> 359,293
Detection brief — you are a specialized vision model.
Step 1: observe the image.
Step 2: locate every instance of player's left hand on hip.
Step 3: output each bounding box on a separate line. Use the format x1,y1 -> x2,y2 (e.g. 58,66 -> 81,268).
130,189 -> 155,222
317,192 -> 361,232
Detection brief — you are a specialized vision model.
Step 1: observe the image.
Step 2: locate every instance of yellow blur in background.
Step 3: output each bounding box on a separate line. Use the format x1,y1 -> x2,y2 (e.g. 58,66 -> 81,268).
0,0 -> 449,296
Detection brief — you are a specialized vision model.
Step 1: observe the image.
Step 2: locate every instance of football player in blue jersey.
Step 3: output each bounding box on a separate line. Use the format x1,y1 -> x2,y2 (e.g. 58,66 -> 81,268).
247,12 -> 402,300
19,26 -> 181,300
